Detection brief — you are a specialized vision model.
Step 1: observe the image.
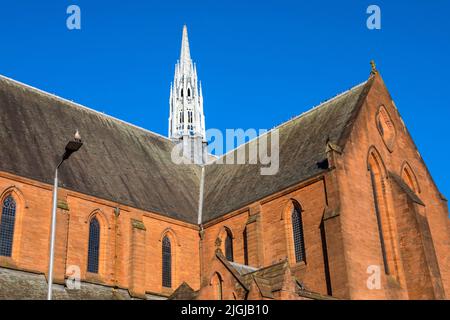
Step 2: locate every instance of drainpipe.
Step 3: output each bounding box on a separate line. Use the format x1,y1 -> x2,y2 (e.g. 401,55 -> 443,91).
197,166 -> 205,287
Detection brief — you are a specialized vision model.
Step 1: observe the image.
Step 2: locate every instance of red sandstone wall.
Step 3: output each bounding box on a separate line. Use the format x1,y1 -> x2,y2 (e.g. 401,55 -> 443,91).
201,178 -> 330,297
334,73 -> 450,299
0,171 -> 200,298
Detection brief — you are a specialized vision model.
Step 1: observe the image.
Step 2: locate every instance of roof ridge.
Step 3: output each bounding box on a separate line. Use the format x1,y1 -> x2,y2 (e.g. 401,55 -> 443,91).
0,74 -> 172,144
208,80 -> 367,164
244,259 -> 288,276
275,81 -> 367,130
335,75 -> 375,148
215,251 -> 250,290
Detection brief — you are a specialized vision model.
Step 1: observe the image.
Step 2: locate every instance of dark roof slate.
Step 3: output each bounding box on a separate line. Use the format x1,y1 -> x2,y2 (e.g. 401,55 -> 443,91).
242,260 -> 289,292
0,74 -> 373,225
228,261 -> 258,275
168,282 -> 199,300
251,276 -> 274,299
0,76 -> 201,224
0,267 -> 133,300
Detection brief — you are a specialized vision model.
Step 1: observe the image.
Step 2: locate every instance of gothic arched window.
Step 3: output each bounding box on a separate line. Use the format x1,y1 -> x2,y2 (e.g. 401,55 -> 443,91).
401,163 -> 420,194
87,217 -> 100,273
243,227 -> 249,266
292,203 -> 306,263
162,236 -> 172,288
211,273 -> 223,300
369,166 -> 390,274
0,195 -> 16,257
187,88 -> 191,97
368,148 -> 398,277
225,230 -> 234,262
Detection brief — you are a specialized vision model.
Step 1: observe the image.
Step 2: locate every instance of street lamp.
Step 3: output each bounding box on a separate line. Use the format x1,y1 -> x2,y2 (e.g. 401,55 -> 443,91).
47,130 -> 83,300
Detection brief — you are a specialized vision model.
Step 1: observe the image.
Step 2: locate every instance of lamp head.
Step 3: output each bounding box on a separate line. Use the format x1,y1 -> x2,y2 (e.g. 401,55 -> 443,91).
62,131 -> 83,161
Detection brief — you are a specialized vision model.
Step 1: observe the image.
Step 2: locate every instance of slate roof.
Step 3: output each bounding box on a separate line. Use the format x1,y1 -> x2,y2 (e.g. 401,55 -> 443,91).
168,282 -> 199,300
228,261 -> 258,275
0,74 -> 373,225
0,267 -> 135,300
241,260 -> 290,292
240,260 -> 336,299
215,252 -> 335,300
202,79 -> 373,222
0,75 -> 201,223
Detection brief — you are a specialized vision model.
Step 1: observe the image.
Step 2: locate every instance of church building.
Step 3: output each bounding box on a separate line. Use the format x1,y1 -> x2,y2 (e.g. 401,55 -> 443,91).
0,26 -> 449,300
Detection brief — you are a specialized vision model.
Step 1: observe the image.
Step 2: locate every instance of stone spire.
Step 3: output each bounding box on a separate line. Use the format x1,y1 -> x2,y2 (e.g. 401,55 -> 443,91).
168,25 -> 207,164
180,25 -> 192,72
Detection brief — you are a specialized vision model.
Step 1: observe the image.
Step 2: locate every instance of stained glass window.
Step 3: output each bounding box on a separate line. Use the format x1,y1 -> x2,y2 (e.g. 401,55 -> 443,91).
162,236 -> 172,288
87,217 -> 100,273
292,203 -> 306,263
225,230 -> 233,262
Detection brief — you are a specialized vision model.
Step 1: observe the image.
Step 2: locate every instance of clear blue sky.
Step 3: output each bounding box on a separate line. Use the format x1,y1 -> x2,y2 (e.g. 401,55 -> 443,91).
0,1 -> 449,199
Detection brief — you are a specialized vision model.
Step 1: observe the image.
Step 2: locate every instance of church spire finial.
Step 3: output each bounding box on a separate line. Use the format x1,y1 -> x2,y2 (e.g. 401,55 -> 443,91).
180,25 -> 191,66
370,60 -> 377,75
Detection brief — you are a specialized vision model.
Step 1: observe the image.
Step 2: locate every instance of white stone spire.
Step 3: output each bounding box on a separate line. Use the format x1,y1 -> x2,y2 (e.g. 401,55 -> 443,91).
180,25 -> 192,72
168,25 -> 207,164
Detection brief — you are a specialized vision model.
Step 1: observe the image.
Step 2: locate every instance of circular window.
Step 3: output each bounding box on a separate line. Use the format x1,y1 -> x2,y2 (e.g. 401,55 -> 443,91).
376,106 -> 396,152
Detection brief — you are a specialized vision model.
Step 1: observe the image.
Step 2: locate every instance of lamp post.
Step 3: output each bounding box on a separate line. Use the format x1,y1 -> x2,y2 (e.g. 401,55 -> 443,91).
47,131 -> 83,300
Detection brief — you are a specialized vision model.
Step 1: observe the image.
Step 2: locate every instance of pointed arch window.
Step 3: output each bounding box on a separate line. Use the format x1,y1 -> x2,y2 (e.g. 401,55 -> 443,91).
369,167 -> 389,274
368,148 -> 398,277
243,227 -> 249,266
0,195 -> 16,257
217,279 -> 223,300
292,203 -> 306,263
87,217 -> 100,273
212,273 -> 223,300
225,230 -> 234,262
162,236 -> 172,288
401,163 -> 420,194
180,111 -> 184,123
